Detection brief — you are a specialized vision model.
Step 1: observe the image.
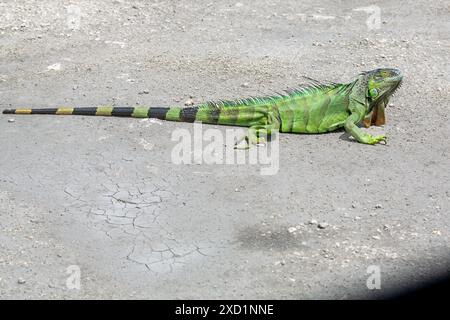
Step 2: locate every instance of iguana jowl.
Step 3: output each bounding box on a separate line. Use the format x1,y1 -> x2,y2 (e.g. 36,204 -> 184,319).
3,68 -> 402,148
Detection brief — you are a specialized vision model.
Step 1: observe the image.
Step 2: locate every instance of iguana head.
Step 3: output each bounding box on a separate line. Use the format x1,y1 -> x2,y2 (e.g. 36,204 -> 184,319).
361,68 -> 403,127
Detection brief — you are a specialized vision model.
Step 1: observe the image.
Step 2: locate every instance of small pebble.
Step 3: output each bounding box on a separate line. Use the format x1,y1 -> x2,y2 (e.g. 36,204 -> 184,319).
184,98 -> 194,106
8,119 -> 15,123
318,222 -> 328,229
47,63 -> 61,71
375,204 -> 382,209
308,219 -> 318,225
288,227 -> 297,233
275,260 -> 286,266
17,278 -> 26,284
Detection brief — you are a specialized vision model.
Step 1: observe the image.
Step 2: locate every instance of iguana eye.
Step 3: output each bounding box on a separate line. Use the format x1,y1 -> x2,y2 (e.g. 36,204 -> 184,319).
369,88 -> 378,97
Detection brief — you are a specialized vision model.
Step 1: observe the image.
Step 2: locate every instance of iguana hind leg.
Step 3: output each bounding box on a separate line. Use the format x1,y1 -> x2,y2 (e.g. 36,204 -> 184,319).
234,124 -> 272,149
234,110 -> 280,149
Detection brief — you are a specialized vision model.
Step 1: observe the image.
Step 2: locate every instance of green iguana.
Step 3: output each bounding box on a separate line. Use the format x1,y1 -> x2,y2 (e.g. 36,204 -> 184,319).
3,68 -> 402,148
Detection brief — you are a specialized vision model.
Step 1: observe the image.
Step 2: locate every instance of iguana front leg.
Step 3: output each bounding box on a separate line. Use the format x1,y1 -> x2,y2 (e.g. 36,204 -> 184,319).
344,101 -> 387,145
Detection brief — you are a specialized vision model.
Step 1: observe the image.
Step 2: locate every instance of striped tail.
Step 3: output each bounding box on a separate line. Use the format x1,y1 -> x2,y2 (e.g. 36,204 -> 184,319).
2,106 -> 201,122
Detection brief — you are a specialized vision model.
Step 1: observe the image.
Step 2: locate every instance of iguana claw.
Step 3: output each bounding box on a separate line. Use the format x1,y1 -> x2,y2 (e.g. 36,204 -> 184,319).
369,135 -> 387,145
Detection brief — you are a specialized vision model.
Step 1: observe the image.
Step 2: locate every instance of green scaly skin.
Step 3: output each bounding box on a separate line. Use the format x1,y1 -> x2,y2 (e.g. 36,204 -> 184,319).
3,68 -> 403,148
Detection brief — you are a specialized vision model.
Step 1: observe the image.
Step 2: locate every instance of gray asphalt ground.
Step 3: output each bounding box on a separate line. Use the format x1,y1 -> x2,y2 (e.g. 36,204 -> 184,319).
0,0 -> 449,299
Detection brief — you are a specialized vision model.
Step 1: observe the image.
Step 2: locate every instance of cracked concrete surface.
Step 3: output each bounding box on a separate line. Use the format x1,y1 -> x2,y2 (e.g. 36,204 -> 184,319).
1,0 -> 449,299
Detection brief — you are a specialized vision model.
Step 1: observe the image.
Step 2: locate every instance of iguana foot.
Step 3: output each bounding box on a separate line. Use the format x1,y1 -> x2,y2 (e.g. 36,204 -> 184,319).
367,135 -> 387,145
234,122 -> 277,149
234,138 -> 250,149
234,135 -> 266,149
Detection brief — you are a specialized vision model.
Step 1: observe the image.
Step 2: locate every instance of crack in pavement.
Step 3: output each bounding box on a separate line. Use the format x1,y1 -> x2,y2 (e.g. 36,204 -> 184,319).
62,174 -> 213,274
